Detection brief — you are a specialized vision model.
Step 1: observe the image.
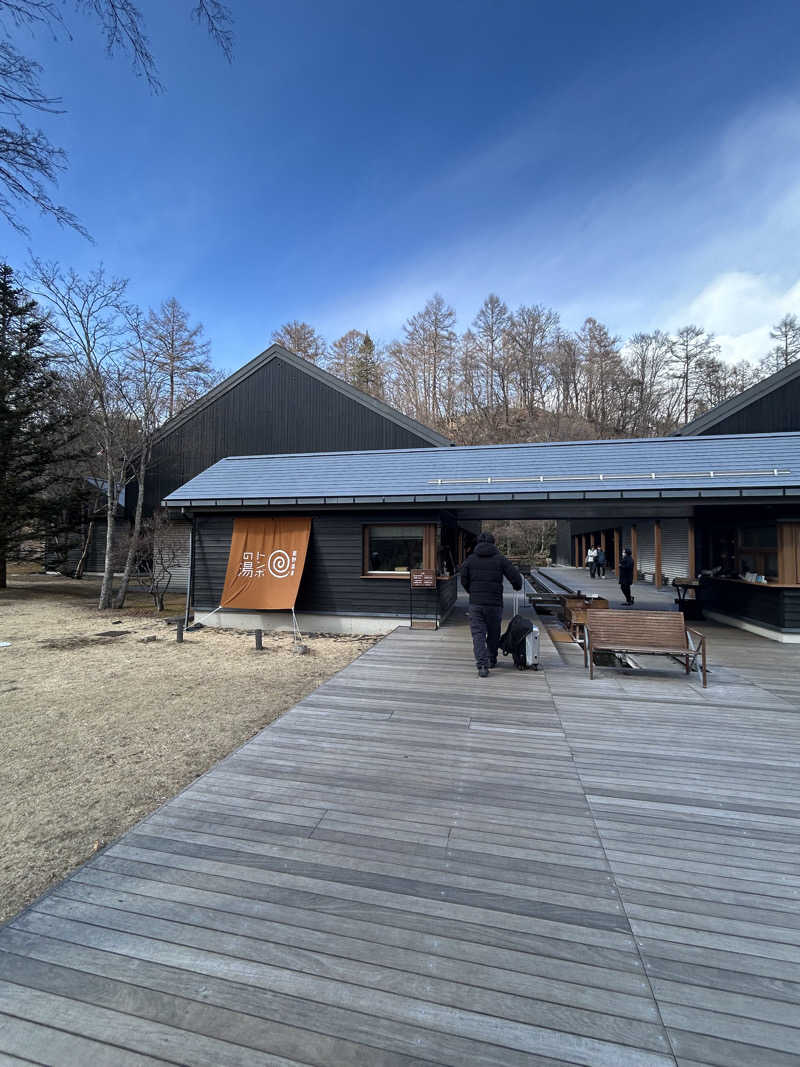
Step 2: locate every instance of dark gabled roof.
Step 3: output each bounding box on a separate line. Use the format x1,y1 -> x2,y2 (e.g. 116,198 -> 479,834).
674,358 -> 800,436
164,430 -> 800,507
152,343 -> 451,448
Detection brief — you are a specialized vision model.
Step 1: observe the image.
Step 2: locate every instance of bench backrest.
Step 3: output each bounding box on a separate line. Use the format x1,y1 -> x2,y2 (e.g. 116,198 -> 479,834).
586,609 -> 687,651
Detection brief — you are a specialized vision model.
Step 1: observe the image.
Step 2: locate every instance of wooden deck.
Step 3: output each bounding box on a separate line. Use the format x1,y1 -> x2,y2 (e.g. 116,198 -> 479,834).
1,604 -> 799,1066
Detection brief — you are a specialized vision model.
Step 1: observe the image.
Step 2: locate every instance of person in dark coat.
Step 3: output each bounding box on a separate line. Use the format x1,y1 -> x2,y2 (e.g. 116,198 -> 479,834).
618,547 -> 635,605
460,532 -> 523,677
595,547 -> 606,578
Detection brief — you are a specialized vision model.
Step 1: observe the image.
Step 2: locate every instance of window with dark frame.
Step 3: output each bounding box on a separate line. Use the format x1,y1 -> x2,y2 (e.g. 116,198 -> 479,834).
365,525 -> 425,574
738,524 -> 778,580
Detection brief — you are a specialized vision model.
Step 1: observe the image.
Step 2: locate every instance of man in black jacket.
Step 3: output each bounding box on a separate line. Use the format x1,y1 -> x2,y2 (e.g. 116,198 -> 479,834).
618,547 -> 635,605
460,532 -> 523,677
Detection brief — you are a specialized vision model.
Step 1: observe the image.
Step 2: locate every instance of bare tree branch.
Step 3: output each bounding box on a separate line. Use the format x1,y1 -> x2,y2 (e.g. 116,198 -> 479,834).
0,1 -> 234,234
192,0 -> 233,62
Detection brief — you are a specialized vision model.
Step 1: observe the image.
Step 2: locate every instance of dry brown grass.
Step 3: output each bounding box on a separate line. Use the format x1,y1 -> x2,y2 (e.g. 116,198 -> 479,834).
0,573 -> 376,923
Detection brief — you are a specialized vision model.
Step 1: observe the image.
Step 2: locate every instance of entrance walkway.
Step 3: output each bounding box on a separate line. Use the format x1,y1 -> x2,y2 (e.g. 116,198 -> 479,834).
540,566 -> 678,611
1,616 -> 799,1065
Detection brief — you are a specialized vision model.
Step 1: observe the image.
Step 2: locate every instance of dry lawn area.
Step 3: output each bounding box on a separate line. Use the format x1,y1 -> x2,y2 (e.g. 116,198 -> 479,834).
0,573 -> 377,924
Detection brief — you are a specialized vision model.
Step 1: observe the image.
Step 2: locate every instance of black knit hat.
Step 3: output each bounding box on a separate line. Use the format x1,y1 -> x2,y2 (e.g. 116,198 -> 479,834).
477,531 -> 495,544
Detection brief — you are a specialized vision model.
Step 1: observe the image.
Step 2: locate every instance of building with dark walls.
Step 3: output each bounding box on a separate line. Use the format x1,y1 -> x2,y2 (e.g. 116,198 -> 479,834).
65,344 -> 449,584
559,360 -> 800,639
165,432 -> 800,640
673,358 -> 800,437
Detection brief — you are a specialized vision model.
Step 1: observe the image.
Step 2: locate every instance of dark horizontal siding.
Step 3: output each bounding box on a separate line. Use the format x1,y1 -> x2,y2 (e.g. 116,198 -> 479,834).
194,512 -> 441,619
438,576 -> 458,617
193,516 -> 233,609
145,359 -> 441,513
781,589 -> 800,628
704,578 -> 800,630
700,376 -> 800,435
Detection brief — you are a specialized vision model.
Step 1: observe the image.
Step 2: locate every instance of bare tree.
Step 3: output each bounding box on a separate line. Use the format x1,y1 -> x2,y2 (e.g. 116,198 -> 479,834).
400,294 -> 457,424
112,309 -> 170,607
32,260 -> 136,609
577,318 -> 623,434
762,313 -> 800,375
271,320 -> 327,363
472,294 -> 509,414
328,328 -> 363,381
623,330 -> 679,435
0,1 -> 233,234
504,303 -> 560,415
146,297 -> 214,420
669,325 -> 720,424
132,513 -> 179,612
695,355 -> 759,412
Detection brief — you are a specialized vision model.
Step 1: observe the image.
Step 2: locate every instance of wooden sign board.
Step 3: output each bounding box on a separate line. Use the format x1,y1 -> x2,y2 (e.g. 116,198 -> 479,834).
410,568 -> 436,589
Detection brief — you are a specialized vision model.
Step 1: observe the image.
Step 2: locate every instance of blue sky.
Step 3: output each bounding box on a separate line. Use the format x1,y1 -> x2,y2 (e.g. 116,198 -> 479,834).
5,0 -> 800,370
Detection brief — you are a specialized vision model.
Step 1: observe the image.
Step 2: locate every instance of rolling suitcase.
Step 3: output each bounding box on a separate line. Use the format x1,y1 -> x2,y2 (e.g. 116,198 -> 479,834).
524,626 -> 540,670
500,614 -> 540,670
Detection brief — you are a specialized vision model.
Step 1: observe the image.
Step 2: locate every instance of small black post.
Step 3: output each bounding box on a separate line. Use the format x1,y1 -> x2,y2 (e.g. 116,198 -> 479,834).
255,628 -> 263,651
176,621 -> 184,643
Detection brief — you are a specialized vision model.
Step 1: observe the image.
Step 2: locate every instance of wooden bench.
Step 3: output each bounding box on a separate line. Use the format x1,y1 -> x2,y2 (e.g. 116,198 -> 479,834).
584,609 -> 708,687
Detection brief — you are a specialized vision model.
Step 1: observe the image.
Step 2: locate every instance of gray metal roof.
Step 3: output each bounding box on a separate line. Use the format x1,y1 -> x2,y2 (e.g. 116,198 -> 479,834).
673,359 -> 800,436
151,343 -> 451,448
163,431 -> 800,507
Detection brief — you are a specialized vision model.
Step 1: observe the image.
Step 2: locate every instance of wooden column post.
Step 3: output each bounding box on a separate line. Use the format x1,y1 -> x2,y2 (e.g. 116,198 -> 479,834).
600,530 -> 607,553
687,518 -> 696,578
613,528 -> 621,573
631,525 -> 638,579
580,534 -> 586,566
654,520 -> 662,588
574,536 -> 580,568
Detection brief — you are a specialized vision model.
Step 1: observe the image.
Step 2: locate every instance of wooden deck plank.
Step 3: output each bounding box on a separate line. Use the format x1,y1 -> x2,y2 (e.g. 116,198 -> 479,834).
2,607 -> 800,1064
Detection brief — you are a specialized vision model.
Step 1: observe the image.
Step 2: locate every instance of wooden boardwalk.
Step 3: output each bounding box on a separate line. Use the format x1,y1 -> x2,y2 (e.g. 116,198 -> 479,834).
1,602 -> 799,1066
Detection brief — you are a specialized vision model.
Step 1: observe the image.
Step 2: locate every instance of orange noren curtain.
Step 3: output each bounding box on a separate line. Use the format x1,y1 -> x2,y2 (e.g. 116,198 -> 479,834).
221,517 -> 311,610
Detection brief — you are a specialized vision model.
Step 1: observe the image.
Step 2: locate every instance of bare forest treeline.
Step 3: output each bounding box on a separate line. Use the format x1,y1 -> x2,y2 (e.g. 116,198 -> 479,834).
274,298 -> 800,446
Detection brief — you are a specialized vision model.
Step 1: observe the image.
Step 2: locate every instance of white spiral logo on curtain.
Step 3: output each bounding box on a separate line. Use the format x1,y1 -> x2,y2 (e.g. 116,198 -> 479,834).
268,549 -> 296,579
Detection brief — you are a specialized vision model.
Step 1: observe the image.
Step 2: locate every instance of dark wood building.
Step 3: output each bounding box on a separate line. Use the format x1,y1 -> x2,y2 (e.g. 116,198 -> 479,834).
67,344 -> 449,584
673,358 -> 800,437
142,344 -> 450,515
166,433 -> 800,639
559,361 -> 800,640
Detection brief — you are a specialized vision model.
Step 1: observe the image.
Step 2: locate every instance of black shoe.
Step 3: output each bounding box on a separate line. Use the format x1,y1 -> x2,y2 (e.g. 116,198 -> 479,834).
478,666 -> 489,678
489,658 -> 497,669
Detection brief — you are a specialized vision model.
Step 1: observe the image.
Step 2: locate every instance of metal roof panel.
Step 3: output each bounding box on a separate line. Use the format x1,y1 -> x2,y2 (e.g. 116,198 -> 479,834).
163,431 -> 800,506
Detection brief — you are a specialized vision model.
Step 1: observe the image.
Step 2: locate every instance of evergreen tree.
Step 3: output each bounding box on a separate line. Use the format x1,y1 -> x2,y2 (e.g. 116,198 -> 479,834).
351,331 -> 385,399
0,263 -> 72,588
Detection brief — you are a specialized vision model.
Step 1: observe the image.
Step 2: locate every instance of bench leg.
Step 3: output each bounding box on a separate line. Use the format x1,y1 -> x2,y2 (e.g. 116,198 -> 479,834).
685,654 -> 690,674
701,639 -> 707,688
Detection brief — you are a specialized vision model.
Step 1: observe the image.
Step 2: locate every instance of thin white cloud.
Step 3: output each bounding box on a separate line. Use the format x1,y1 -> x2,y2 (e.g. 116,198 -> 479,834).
318,94 -> 800,360
668,271 -> 800,364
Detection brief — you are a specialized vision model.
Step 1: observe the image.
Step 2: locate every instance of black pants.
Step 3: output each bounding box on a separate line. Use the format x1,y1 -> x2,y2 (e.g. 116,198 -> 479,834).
469,604 -> 502,669
620,580 -> 633,604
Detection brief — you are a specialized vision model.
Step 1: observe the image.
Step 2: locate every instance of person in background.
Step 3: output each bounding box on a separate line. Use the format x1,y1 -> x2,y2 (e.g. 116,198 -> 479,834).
618,547 -> 635,605
595,546 -> 606,578
587,545 -> 597,578
460,532 -> 523,678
